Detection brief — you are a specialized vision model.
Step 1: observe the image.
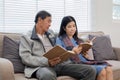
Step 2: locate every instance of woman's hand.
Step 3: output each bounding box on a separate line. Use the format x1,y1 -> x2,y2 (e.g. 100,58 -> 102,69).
86,36 -> 96,45
72,46 -> 82,54
48,57 -> 61,66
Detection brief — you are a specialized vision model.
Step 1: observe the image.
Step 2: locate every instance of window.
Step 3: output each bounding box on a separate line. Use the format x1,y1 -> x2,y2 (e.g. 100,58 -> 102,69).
113,0 -> 120,20
0,0 -> 4,31
0,0 -> 91,34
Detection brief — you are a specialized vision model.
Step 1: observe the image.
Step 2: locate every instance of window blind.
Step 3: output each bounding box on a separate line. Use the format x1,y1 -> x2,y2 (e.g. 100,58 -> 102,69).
65,0 -> 90,32
37,0 -> 65,32
0,0 -> 4,32
3,0 -> 37,33
0,0 -> 91,33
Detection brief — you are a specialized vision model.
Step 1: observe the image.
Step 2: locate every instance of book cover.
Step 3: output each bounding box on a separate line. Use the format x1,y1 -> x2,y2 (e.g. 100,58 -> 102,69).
43,45 -> 75,63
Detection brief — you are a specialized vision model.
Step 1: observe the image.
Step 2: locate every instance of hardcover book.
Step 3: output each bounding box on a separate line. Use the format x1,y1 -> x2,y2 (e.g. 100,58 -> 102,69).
79,36 -> 96,53
43,45 -> 75,63
79,43 -> 92,53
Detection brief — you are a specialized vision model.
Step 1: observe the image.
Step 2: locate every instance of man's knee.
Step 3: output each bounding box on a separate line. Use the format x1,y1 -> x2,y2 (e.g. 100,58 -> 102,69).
89,66 -> 96,74
36,68 -> 57,80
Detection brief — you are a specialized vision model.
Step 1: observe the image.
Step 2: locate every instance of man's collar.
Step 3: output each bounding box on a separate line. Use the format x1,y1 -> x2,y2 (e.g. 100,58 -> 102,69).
31,26 -> 50,40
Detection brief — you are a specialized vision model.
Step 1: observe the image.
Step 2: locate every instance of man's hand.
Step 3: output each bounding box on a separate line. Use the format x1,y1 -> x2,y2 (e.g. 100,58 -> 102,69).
48,57 -> 61,66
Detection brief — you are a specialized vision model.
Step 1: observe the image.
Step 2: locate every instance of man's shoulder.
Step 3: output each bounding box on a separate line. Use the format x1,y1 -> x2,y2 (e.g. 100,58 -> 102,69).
47,29 -> 57,37
20,30 -> 32,41
26,30 -> 32,37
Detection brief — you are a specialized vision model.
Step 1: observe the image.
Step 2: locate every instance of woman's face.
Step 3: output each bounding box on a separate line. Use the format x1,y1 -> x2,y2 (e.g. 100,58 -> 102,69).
65,21 -> 76,38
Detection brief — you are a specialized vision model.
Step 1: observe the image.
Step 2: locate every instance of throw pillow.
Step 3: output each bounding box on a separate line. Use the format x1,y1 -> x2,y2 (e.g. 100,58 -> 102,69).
87,48 -> 94,60
89,35 -> 117,61
2,36 -> 25,73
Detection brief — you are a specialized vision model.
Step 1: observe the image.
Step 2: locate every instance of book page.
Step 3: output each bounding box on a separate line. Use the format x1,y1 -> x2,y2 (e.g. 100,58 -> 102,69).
43,45 -> 66,59
59,51 -> 75,62
80,43 -> 92,52
43,45 -> 75,62
79,37 -> 96,53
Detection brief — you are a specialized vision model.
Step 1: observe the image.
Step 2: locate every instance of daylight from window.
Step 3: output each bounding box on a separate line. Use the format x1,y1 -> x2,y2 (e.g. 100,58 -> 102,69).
0,0 -> 91,34
113,0 -> 120,20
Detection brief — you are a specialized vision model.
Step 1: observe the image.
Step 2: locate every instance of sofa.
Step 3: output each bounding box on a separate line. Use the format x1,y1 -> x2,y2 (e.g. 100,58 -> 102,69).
0,31 -> 120,80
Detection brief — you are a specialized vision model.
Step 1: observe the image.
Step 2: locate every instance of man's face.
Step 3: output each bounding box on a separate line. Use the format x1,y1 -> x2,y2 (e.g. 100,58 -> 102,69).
38,16 -> 52,32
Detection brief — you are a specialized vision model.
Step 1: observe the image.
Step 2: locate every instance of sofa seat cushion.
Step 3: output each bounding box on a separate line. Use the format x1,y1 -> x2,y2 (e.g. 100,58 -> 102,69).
14,73 -> 76,80
106,60 -> 120,71
106,60 -> 120,80
14,73 -> 37,80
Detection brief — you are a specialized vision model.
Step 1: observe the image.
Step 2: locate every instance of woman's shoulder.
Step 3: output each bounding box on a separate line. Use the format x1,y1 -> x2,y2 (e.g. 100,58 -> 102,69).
56,37 -> 61,41
55,36 -> 64,44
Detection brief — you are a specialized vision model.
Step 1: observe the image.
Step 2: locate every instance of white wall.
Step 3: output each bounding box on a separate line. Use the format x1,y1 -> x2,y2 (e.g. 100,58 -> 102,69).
91,0 -> 120,47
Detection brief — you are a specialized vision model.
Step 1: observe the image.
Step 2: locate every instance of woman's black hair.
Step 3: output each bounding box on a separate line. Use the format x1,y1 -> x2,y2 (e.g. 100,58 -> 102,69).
34,10 -> 51,23
58,16 -> 81,42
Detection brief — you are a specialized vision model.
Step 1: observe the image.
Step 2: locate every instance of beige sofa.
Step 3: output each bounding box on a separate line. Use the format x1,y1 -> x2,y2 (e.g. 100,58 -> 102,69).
0,31 -> 120,80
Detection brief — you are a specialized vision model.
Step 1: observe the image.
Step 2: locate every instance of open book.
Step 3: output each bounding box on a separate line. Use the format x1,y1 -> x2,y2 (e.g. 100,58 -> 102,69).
43,45 -> 75,63
79,37 -> 96,53
79,42 -> 92,53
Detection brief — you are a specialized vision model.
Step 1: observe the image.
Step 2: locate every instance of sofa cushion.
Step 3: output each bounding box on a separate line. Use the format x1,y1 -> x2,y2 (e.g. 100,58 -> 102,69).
89,35 -> 117,61
87,49 -> 94,60
106,60 -> 120,80
14,74 -> 76,80
78,31 -> 105,60
2,36 -> 25,73
106,60 -> 120,71
0,32 -> 21,57
14,73 -> 37,80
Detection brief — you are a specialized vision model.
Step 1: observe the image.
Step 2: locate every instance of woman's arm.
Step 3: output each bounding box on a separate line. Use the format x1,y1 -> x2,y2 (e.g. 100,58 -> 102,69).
55,37 -> 65,48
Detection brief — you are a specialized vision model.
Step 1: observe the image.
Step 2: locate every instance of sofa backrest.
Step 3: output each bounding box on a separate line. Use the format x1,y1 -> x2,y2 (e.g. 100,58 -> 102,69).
0,32 -> 22,57
0,31 -> 104,57
78,31 -> 104,39
78,31 -> 104,35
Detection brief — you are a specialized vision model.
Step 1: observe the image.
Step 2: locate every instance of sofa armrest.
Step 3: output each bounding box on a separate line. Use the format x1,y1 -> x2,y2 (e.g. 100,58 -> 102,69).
113,47 -> 120,61
0,58 -> 15,80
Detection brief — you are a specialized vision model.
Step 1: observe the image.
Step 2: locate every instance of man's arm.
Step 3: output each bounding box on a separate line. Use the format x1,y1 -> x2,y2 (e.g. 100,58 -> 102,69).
19,35 -> 49,67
